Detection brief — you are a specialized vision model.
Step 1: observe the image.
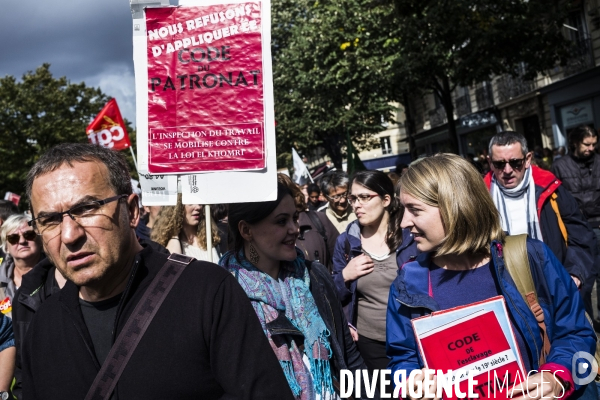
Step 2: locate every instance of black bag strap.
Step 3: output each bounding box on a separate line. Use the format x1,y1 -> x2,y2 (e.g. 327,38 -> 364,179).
84,253 -> 195,400
306,211 -> 327,243
306,211 -> 329,262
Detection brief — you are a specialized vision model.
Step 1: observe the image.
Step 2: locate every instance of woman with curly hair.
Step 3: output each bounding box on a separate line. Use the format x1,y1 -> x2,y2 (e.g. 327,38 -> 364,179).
151,194 -> 221,260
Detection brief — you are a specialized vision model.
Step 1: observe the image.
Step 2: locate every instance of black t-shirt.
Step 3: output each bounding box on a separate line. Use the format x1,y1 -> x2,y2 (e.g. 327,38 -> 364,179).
79,293 -> 122,365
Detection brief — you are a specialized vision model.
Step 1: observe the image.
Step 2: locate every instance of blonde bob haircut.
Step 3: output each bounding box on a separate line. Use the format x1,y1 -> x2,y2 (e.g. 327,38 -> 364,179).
400,153 -> 505,256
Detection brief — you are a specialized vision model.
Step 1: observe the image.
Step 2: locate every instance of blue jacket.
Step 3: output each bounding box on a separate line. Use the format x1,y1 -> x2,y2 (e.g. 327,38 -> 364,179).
386,238 -> 596,391
332,220 -> 419,325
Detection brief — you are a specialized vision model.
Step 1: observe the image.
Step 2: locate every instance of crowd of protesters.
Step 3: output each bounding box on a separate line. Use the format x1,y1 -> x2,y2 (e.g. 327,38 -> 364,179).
0,127 -> 598,399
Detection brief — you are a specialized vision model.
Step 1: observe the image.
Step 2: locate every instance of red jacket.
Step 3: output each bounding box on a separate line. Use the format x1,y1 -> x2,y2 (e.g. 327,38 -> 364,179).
484,165 -> 595,282
484,165 -> 561,219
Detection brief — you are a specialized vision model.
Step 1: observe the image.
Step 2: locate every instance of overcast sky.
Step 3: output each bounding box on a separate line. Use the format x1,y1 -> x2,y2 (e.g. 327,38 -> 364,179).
0,0 -> 178,126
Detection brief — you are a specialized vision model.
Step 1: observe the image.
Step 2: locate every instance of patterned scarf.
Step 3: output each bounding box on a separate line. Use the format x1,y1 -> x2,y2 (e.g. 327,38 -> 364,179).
219,248 -> 334,399
491,167 -> 543,240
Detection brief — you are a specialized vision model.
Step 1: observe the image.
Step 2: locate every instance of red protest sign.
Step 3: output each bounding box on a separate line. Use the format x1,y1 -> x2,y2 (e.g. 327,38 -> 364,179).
86,99 -> 132,151
145,4 -> 266,174
413,297 -> 526,400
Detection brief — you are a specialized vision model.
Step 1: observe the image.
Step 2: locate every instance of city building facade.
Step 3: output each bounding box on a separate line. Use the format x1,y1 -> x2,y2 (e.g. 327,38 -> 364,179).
404,0 -> 600,159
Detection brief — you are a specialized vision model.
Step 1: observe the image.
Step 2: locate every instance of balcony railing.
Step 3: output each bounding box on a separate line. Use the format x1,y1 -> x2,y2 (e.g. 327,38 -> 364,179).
560,38 -> 594,78
476,85 -> 494,110
455,95 -> 472,117
496,74 -> 535,103
428,107 -> 447,127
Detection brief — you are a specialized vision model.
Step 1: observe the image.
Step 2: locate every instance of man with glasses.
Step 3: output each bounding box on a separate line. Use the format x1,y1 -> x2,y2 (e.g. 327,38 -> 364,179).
20,143 -> 293,400
484,131 -> 597,314
318,171 -> 357,233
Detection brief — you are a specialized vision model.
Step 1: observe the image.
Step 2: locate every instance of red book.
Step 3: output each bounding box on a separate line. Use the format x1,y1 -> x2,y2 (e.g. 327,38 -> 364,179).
412,296 -> 526,400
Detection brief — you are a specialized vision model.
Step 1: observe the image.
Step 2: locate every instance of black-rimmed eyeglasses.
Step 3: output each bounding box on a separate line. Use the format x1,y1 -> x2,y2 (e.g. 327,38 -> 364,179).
326,191 -> 348,202
29,194 -> 128,235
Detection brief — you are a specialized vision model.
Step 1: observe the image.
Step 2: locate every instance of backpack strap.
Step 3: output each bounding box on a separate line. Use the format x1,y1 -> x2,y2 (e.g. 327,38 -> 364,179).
84,253 -> 195,400
549,193 -> 568,245
502,235 -> 551,364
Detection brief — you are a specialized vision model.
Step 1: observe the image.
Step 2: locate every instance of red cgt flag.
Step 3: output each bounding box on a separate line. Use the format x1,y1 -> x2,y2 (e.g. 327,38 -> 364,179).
3,192 -> 20,206
86,98 -> 131,151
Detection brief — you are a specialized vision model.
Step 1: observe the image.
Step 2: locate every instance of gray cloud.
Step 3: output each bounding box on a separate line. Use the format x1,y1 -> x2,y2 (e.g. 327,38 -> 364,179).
0,0 -> 173,125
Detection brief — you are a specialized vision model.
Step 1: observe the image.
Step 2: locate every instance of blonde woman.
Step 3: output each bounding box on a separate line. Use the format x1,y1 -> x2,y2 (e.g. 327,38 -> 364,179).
387,154 -> 595,399
151,194 -> 220,260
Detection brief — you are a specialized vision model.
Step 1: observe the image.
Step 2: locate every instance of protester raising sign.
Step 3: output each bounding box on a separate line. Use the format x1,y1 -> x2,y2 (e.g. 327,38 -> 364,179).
86,99 -> 132,151
144,3 -> 267,174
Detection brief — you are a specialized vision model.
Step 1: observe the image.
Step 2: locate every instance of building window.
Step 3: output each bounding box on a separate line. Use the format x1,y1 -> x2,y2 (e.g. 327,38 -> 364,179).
381,114 -> 389,128
434,91 -> 442,109
455,85 -> 471,116
380,136 -> 392,155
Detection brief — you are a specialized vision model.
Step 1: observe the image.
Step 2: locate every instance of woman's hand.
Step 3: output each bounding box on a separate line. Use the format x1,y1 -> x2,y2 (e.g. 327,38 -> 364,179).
510,371 -> 566,400
404,369 -> 440,400
349,326 -> 358,342
342,254 -> 374,282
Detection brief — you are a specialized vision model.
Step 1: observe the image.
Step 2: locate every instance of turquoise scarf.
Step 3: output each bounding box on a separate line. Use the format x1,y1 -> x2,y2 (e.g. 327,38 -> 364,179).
220,248 -> 335,399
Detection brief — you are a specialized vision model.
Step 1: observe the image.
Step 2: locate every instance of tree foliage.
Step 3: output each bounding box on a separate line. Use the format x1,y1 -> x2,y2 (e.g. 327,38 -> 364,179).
389,0 -> 576,153
272,0 -> 399,168
0,64 -> 137,205
273,0 -> 577,161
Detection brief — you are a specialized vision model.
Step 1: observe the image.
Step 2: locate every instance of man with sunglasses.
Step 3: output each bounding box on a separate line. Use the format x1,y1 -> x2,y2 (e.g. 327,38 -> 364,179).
318,170 -> 357,233
20,143 -> 294,400
484,131 -> 597,313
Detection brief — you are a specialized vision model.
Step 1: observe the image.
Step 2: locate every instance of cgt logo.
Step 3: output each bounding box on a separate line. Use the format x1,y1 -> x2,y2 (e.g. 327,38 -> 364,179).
86,99 -> 131,151
572,351 -> 598,385
88,125 -> 127,149
0,297 -> 11,315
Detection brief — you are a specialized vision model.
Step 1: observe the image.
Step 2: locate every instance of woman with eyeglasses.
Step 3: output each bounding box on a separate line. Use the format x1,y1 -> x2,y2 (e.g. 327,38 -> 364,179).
219,182 -> 367,399
151,194 -> 221,260
332,170 -> 419,372
0,214 -> 44,315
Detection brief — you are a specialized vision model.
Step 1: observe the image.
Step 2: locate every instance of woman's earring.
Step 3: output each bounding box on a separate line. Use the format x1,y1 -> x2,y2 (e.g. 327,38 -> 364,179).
248,242 -> 260,264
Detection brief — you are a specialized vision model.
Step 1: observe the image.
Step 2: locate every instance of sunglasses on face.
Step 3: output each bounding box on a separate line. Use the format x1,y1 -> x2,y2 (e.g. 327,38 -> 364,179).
6,230 -> 37,245
491,158 -> 526,170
